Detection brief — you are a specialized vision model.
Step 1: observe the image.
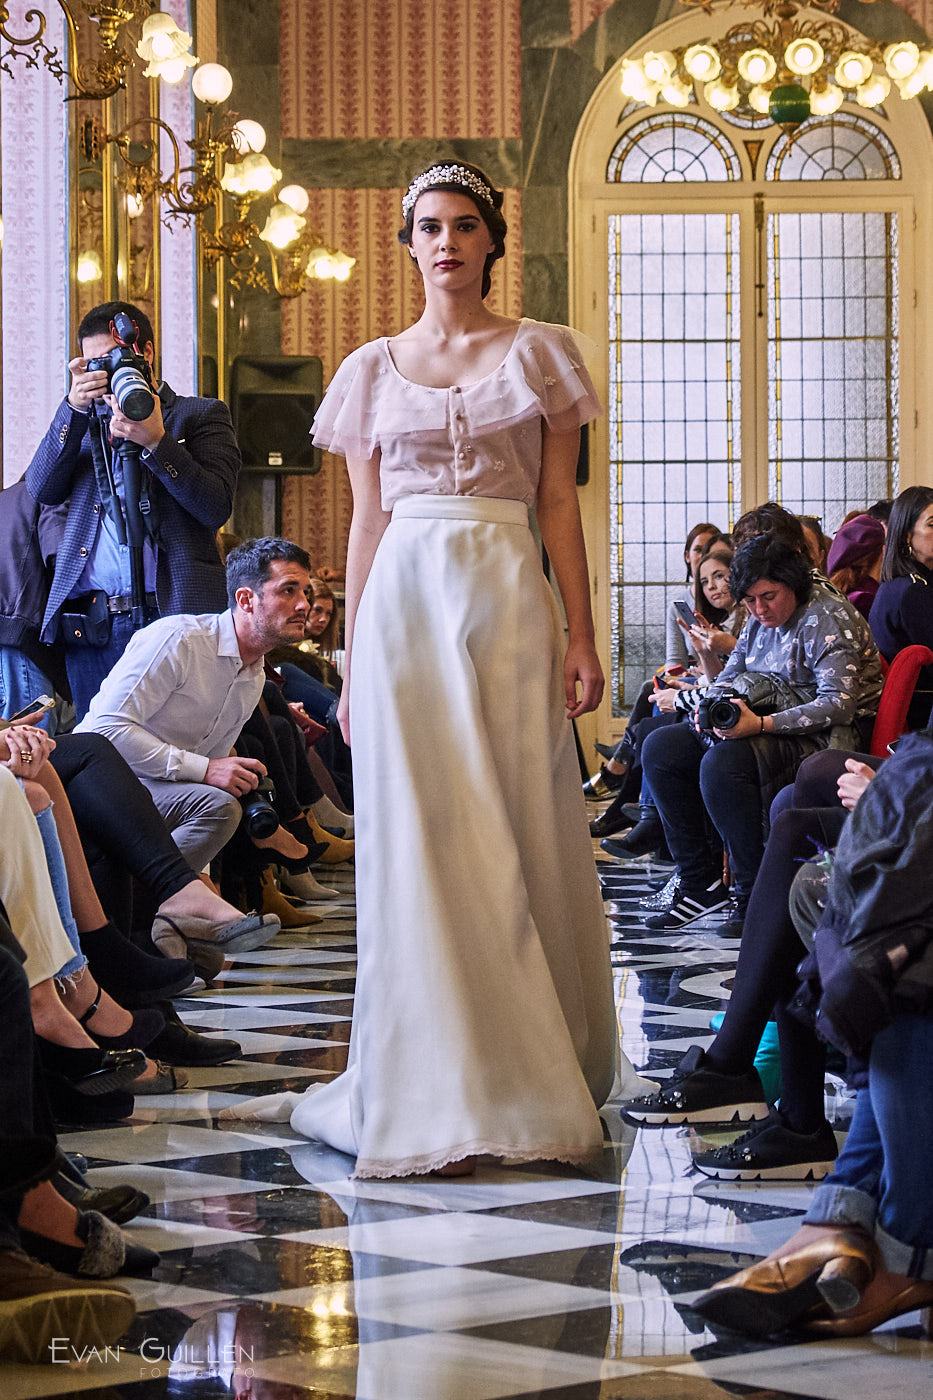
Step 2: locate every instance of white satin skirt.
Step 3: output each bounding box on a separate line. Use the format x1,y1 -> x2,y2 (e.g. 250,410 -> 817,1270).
290,494 -> 648,1177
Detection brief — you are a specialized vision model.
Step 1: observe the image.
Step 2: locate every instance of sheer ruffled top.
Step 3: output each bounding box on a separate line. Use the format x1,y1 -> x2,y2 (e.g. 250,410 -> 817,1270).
310,319 -> 601,510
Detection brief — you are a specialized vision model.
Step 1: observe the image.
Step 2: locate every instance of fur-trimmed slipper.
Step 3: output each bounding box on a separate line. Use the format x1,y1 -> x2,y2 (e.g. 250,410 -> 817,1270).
19,1210 -> 159,1278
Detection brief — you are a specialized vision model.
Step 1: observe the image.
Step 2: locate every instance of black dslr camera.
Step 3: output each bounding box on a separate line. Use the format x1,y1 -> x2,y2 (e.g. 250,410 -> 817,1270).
696,687 -> 743,732
85,310 -> 155,422
239,776 -> 279,838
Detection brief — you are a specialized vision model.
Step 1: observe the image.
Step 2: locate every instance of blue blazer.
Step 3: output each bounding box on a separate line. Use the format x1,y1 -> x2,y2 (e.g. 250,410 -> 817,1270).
26,383 -> 241,643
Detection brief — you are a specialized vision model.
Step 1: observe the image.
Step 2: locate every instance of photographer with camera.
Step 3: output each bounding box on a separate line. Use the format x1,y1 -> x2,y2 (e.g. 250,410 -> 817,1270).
25,300 -> 240,719
638,533 -> 883,935
74,539 -> 314,958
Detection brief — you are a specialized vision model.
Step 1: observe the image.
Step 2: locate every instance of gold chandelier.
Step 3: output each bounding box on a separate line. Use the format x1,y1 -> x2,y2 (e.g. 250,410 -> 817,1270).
623,0 -> 932,129
0,4 -> 355,298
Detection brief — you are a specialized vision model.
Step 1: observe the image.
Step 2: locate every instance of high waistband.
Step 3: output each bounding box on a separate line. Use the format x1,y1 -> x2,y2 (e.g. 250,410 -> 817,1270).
391,495 -> 529,526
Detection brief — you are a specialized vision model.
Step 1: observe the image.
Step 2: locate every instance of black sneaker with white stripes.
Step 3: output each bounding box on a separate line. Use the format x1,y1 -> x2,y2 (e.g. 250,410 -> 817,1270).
642,880 -> 731,929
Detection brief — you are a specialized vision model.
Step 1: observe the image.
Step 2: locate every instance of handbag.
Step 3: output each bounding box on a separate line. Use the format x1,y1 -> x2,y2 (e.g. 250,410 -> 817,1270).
61,591 -> 112,648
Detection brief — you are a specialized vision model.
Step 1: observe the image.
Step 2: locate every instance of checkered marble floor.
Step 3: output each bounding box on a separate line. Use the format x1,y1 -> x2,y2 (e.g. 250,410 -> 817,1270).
10,845 -> 932,1399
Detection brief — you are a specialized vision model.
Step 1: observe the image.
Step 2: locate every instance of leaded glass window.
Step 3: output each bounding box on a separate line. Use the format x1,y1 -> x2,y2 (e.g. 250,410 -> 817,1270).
766,113 -> 901,181
768,211 -> 899,527
608,213 -> 740,711
607,113 -> 741,183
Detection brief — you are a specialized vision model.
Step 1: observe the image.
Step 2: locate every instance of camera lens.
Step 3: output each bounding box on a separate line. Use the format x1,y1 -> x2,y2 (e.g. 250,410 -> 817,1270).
708,696 -> 741,729
110,363 -> 155,421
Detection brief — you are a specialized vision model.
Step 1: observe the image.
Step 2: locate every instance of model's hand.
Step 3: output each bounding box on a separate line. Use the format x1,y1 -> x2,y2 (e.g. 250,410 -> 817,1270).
565,640 -> 604,719
67,356 -> 109,413
336,691 -> 350,746
0,723 -> 56,776
107,391 -> 165,453
838,758 -> 876,811
713,697 -> 763,740
204,756 -> 266,796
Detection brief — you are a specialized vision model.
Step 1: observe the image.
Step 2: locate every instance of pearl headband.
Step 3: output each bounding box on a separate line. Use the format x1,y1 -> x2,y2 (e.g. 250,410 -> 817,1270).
402,165 -> 494,218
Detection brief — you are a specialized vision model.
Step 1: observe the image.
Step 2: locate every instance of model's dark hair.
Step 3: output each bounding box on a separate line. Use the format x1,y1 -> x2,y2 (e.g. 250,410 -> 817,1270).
683,522 -> 720,581
226,537 -> 311,609
78,300 -> 155,351
730,534 -> 813,609
733,501 -> 807,554
398,162 -> 507,299
881,486 -> 933,582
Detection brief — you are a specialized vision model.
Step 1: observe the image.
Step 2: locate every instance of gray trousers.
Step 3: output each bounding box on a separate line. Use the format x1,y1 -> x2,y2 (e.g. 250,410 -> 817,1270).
139,778 -> 241,873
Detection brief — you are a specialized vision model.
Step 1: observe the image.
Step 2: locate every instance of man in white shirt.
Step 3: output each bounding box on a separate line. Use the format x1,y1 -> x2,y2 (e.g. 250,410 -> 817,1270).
78,537 -> 312,873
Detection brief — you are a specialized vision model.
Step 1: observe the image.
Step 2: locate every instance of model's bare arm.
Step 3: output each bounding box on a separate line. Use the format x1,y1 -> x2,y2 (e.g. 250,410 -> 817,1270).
536,425 -> 604,719
336,451 -> 391,744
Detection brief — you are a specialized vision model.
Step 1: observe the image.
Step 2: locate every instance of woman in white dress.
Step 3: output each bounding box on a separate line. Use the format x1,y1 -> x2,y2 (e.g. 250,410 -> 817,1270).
222,162 -> 650,1176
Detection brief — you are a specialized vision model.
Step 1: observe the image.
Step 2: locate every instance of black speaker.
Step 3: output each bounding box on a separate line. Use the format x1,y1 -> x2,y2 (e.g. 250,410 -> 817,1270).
230,355 -> 324,475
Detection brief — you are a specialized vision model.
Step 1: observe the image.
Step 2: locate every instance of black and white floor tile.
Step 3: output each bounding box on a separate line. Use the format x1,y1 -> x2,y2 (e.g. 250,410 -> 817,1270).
10,844 -> 931,1398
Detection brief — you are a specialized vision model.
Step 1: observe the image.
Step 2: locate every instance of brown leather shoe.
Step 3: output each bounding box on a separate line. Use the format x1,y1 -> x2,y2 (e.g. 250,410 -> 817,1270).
804,1278 -> 933,1337
0,1246 -> 135,1363
690,1229 -> 879,1337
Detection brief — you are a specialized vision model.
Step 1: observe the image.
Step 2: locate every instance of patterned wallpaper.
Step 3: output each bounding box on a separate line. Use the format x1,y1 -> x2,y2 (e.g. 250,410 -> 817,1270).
276,0 -> 931,566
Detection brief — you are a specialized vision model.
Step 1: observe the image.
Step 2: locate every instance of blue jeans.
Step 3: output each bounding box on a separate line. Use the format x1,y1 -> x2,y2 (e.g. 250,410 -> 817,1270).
0,645 -> 57,733
64,609 -> 156,720
35,804 -> 86,982
803,1013 -> 933,1278
642,723 -> 764,892
277,662 -> 338,725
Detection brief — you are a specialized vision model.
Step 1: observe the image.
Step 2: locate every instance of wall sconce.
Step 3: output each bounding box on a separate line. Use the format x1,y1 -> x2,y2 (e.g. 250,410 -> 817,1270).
0,1 -> 155,99
136,11 -> 197,84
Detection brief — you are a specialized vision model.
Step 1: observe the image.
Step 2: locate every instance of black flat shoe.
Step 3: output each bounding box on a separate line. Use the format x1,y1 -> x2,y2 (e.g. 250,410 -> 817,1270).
52,1172 -> 150,1226
147,1001 -> 242,1067
36,1041 -> 146,1096
45,1079 -> 135,1128
590,800 -> 640,838
80,991 -> 166,1053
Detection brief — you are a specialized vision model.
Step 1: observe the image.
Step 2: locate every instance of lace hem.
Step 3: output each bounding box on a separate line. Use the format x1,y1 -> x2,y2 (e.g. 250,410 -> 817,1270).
352,1139 -> 603,1180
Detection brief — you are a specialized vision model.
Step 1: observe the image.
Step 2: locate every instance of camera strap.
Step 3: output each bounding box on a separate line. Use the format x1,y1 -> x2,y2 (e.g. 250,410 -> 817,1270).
87,408 -> 127,546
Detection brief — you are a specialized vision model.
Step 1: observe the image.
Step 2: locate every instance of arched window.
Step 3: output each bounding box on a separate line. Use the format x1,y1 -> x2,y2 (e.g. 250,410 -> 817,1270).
571,16 -> 931,715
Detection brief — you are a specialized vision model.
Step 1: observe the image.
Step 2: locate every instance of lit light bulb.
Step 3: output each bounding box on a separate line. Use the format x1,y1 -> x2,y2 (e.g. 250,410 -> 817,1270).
126,192 -> 145,218
896,68 -> 927,99
835,51 -> 873,88
660,77 -> 691,108
785,38 -> 824,77
856,74 -> 891,108
705,79 -> 740,112
883,41 -> 919,80
233,119 -> 267,153
191,62 -> 232,105
307,248 -> 335,279
259,201 -> 306,249
330,251 -> 356,281
809,83 -> 844,115
748,84 -> 773,115
220,151 -> 282,196
684,44 -> 721,83
642,50 -> 675,85
136,12 -> 197,81
278,184 -> 310,215
77,250 -> 102,283
737,48 -> 776,86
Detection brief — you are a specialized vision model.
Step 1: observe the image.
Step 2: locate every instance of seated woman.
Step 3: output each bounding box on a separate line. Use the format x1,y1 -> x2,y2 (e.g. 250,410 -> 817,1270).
827,513 -> 886,620
640,533 -> 882,933
798,514 -> 831,574
595,540 -> 746,849
869,484 -> 933,727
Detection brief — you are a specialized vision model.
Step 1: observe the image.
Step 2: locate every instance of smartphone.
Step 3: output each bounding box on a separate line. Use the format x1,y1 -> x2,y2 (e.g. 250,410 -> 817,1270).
0,695 -> 56,731
673,599 -> 700,629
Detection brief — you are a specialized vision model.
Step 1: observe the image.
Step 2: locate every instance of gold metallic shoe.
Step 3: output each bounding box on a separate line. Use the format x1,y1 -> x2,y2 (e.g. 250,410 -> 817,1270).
690,1229 -> 879,1337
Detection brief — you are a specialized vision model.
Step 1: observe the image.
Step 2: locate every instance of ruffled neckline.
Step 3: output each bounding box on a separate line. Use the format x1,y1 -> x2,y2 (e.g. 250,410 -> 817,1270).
382,318 -> 528,391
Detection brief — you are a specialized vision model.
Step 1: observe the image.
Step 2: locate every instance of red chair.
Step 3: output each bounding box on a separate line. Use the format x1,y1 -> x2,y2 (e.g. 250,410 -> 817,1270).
869,644 -> 933,758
